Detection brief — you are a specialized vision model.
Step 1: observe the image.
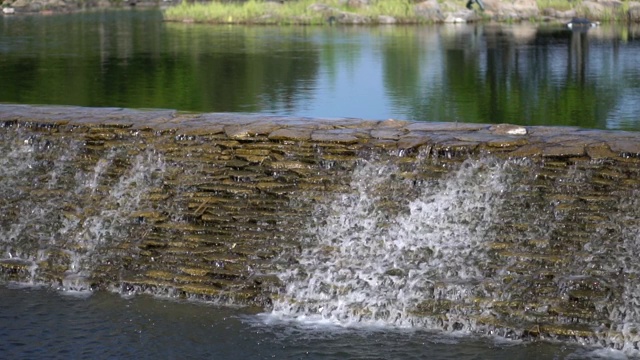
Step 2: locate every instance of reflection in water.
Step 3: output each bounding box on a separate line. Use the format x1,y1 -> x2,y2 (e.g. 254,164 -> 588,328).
403,24 -> 640,129
569,27 -> 589,84
0,10 -> 639,130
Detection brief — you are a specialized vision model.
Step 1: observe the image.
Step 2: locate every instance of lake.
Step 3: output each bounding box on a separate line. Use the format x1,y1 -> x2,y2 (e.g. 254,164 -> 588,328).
1,8 -> 640,360
1,9 -> 639,130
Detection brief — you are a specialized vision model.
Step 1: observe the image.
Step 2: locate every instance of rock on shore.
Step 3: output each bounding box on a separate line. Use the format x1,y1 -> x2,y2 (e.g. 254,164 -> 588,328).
1,0 -> 640,23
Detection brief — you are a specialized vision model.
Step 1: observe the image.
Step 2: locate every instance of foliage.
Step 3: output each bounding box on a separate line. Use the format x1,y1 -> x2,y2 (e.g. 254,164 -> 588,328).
535,0 -> 578,12
166,0 -> 328,24
164,0 -> 636,24
360,0 -> 414,18
164,0 -> 423,24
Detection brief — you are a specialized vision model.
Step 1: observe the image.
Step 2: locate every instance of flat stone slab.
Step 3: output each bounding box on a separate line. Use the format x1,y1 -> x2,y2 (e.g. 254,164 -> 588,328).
1,104 -> 639,160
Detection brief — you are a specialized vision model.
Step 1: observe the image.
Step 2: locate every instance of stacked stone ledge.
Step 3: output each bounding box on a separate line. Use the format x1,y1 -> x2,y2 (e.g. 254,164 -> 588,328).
2,104 -> 638,158
1,104 -> 640,345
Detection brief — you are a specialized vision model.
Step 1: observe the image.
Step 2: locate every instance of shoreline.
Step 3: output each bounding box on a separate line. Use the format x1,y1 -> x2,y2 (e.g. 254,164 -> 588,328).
2,0 -> 640,24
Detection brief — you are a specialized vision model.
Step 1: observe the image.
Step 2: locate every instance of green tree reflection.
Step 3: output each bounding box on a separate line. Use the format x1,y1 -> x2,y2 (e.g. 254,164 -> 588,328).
0,11 -> 638,130
0,11 -> 320,114
382,25 -> 636,129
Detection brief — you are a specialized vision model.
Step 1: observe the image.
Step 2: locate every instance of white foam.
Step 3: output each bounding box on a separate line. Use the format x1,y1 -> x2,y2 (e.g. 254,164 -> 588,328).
271,157 -> 517,330
567,347 -> 636,360
0,132 -> 166,288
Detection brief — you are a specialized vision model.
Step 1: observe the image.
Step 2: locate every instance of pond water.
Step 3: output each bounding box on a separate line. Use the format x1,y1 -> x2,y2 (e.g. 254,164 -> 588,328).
1,9 -> 640,360
0,9 -> 639,130
0,285 -> 622,359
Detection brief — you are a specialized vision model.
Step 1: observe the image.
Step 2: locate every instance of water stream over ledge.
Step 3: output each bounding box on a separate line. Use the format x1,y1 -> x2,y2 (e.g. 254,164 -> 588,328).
1,104 -> 640,355
271,158 -> 519,328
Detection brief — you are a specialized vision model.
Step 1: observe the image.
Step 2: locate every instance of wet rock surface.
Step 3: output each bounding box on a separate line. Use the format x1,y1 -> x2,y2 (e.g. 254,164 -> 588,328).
2,104 -> 638,159
0,104 -> 639,347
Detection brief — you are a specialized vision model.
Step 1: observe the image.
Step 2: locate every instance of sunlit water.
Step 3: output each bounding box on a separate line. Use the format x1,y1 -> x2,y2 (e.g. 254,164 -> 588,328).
2,8 -> 640,359
0,9 -> 640,130
0,285 -> 625,359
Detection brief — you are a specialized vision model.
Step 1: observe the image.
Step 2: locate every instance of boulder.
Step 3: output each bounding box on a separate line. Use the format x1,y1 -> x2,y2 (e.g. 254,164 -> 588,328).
377,15 -> 397,24
335,11 -> 370,23
629,2 -> 640,22
414,0 -> 444,22
540,7 -> 558,17
512,0 -> 539,16
484,0 -> 539,20
464,9 -> 483,21
577,0 -> 623,19
481,0 -> 502,12
10,0 -> 30,7
557,9 -> 578,19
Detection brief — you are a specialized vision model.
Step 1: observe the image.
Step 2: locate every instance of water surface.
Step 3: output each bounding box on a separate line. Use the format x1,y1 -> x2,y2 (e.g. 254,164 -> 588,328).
2,10 -> 640,360
0,285 -> 614,359
1,9 -> 639,130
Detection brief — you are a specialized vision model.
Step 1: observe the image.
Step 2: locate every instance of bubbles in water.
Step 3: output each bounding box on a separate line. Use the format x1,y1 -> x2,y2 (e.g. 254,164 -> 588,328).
595,189 -> 640,354
0,130 -> 166,292
272,157 -> 517,330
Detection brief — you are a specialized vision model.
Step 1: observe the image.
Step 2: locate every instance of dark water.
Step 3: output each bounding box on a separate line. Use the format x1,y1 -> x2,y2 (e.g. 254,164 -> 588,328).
1,9 -> 640,130
0,285 -> 618,360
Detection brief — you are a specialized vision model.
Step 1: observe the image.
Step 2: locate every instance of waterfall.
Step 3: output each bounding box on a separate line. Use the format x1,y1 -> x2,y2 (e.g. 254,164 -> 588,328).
0,129 -> 165,291
1,107 -> 640,353
269,154 -> 640,354
271,157 -> 521,329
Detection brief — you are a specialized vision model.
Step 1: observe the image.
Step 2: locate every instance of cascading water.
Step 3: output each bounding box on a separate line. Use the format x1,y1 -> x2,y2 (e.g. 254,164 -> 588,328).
0,129 -> 166,291
594,191 -> 640,352
271,157 -> 522,330
268,153 -> 640,355
2,109 -> 640,355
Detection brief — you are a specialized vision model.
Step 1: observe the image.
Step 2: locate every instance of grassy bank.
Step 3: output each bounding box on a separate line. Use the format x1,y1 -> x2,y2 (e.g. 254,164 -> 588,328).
163,0 -> 422,25
163,0 -> 633,24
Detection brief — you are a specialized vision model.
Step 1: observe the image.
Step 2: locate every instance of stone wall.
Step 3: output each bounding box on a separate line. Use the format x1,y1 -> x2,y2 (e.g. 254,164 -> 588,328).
1,104 -> 640,345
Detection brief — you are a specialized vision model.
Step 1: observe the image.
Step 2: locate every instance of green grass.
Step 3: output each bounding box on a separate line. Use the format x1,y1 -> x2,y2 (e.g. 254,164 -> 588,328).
163,0 -> 422,24
359,0 -> 414,18
536,0 -> 577,11
164,0 -> 631,25
165,0 -> 330,25
536,0 -> 631,21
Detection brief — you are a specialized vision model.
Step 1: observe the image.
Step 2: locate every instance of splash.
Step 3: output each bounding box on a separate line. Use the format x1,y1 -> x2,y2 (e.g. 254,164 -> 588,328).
596,190 -> 640,355
271,157 -> 517,329
0,130 -> 165,292
58,150 -> 166,291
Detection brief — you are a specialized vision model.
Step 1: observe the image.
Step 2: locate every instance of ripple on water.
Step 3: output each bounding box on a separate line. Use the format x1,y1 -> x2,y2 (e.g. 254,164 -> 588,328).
0,285 -> 613,360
